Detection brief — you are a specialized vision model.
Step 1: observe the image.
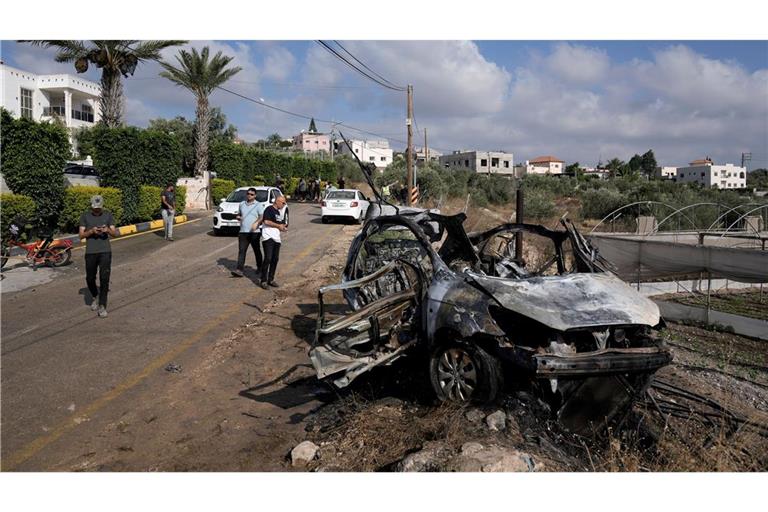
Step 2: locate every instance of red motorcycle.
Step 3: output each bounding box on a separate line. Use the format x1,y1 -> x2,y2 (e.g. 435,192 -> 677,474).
1,221 -> 73,270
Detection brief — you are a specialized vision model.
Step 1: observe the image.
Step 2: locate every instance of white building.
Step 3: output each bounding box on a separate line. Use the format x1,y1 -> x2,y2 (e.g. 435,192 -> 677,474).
0,62 -> 100,144
580,167 -> 611,179
415,146 -> 442,165
337,139 -> 393,169
675,158 -> 747,189
655,166 -> 678,179
525,155 -> 564,175
439,150 -> 514,174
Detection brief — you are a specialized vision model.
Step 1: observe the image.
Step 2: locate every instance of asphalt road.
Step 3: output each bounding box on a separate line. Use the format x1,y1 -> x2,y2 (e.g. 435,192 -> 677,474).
0,202 -> 343,470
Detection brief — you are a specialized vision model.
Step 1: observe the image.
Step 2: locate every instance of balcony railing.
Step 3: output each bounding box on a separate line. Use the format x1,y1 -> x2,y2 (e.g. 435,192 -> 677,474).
42,106 -> 66,117
71,109 -> 95,123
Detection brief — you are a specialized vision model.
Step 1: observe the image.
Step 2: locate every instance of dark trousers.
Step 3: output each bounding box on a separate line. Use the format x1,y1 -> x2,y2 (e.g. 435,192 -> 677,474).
261,239 -> 281,284
237,232 -> 263,271
85,252 -> 112,307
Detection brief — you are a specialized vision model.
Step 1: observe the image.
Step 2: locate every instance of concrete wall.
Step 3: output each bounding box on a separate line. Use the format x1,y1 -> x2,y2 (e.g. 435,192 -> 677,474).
178,175 -> 209,210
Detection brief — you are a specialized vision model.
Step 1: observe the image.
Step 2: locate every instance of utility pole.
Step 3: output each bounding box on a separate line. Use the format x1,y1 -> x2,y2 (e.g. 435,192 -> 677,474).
406,84 -> 414,206
424,128 -> 428,168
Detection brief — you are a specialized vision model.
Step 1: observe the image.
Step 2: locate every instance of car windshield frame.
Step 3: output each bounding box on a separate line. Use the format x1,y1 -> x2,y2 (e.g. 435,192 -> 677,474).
227,189 -> 269,203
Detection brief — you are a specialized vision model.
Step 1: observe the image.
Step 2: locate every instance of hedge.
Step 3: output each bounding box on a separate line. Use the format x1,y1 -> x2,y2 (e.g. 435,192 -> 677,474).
0,193 -> 37,240
59,186 -> 124,232
0,109 -> 69,229
212,179 -> 236,204
136,185 -> 186,222
77,126 -> 183,223
210,143 -> 339,187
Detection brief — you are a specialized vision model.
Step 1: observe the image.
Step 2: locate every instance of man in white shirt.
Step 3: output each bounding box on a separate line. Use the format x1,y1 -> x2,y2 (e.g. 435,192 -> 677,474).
259,195 -> 288,289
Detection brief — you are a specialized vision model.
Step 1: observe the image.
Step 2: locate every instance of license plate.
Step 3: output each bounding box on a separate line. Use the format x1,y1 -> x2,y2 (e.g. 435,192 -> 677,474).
332,202 -> 345,208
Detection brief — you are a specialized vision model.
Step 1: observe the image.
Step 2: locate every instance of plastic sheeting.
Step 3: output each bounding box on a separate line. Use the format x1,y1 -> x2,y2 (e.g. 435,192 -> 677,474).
588,235 -> 768,283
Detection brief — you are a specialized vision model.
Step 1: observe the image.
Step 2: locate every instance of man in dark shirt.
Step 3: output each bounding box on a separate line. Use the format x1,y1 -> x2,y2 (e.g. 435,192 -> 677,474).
161,183 -> 176,241
338,176 -> 346,190
78,195 -> 117,318
259,195 -> 288,289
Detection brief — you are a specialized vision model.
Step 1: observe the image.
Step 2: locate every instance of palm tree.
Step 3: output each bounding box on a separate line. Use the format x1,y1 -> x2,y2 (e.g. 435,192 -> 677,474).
23,40 -> 186,127
159,47 -> 242,179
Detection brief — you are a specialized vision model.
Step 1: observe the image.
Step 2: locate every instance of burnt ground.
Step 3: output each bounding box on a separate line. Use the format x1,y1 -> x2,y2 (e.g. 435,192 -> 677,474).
40,217 -> 768,472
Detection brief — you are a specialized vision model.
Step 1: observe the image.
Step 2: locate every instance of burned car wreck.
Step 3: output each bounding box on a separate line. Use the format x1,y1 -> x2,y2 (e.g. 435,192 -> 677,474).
310,145 -> 671,434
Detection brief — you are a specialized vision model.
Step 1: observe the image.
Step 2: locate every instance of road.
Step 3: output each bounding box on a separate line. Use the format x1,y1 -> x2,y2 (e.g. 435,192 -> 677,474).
1,202 -> 345,470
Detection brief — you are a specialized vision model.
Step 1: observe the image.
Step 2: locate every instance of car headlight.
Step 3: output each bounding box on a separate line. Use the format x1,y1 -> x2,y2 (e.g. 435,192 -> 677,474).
216,206 -> 224,213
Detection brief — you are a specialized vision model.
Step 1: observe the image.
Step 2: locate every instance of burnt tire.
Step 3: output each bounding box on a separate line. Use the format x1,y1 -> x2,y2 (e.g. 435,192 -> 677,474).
49,247 -> 72,267
429,342 -> 503,404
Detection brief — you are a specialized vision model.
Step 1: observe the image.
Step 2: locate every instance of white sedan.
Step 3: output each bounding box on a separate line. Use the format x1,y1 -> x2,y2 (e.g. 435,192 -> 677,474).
321,189 -> 370,224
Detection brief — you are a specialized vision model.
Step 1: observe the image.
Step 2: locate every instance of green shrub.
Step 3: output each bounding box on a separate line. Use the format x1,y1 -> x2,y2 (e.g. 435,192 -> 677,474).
0,109 -> 69,229
284,177 -> 300,196
523,189 -> 555,220
210,141 -> 246,184
82,126 -> 182,223
212,179 -> 236,204
59,186 -> 123,232
0,193 -> 36,240
175,185 -> 187,214
137,185 -> 163,221
580,188 -> 628,220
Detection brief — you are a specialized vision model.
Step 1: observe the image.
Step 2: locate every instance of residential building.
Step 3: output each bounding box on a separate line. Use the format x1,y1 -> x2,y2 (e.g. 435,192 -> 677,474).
675,158 -> 747,189
655,166 -> 678,179
525,155 -> 564,175
292,118 -> 331,154
415,146 -> 442,165
439,150 -> 514,174
0,62 -> 100,144
580,167 -> 611,179
337,139 -> 393,169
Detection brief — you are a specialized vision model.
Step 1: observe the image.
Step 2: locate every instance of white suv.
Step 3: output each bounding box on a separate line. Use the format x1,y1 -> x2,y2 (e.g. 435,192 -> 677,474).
213,186 -> 288,235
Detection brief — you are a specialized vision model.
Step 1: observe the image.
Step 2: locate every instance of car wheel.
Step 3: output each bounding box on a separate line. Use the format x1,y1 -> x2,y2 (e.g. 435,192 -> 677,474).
213,227 -> 222,236
356,212 -> 363,224
429,342 -> 503,403
321,216 -> 329,224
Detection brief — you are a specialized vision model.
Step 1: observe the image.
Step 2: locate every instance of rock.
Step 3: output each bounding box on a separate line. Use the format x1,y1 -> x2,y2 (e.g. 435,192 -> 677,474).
291,441 -> 319,467
465,408 -> 486,423
398,441 -> 452,472
486,410 -> 507,431
448,445 -> 536,472
460,442 -> 485,456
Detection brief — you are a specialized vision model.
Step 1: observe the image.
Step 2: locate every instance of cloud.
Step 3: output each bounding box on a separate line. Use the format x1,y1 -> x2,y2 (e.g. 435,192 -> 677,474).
261,45 -> 296,81
544,43 -> 611,84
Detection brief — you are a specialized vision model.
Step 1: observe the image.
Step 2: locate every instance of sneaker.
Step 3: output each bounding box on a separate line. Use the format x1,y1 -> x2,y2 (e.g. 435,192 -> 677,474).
268,281 -> 280,288
97,306 -> 108,318
231,269 -> 244,277
259,281 -> 269,290
168,237 -> 174,241
90,302 -> 99,311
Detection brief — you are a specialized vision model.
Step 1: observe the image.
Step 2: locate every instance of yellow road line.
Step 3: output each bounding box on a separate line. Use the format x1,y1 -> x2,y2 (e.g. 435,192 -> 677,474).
72,217 -> 204,251
2,229 -> 331,471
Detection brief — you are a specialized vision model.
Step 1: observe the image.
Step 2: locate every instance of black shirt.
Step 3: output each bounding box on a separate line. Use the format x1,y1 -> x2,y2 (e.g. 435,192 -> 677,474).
79,210 -> 115,254
161,190 -> 175,210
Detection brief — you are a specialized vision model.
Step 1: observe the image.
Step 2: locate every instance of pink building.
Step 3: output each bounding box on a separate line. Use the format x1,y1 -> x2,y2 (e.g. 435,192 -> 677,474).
292,118 -> 330,154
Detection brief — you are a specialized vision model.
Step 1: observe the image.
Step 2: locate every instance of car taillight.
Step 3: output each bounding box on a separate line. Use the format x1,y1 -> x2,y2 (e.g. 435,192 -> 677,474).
350,201 -> 358,207
321,201 -> 326,207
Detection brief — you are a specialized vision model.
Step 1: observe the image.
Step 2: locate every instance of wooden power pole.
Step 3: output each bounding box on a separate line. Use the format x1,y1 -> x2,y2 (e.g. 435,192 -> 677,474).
424,128 -> 428,167
406,84 -> 414,206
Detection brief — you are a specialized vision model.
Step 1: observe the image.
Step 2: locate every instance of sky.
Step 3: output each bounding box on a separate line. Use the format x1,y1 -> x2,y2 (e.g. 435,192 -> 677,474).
2,39 -> 767,169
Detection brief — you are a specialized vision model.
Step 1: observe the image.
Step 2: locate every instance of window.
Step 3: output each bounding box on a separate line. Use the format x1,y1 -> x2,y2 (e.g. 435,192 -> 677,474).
369,156 -> 375,161
465,159 -> 469,167
740,172 -> 745,179
480,159 -> 488,167
504,161 -> 510,168
20,88 -> 33,119
701,172 -> 705,177
380,157 -> 386,161
355,148 -> 359,153
491,158 -> 499,167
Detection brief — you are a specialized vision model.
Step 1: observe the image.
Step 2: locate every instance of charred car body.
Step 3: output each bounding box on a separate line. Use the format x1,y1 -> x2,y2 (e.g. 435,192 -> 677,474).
310,144 -> 671,434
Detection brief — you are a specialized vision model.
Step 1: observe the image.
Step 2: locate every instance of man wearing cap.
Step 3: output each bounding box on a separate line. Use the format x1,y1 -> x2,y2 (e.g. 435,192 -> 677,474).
79,195 -> 117,318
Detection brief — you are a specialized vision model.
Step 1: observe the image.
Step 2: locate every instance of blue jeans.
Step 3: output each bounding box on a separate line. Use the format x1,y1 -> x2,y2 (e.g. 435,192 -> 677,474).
161,209 -> 174,239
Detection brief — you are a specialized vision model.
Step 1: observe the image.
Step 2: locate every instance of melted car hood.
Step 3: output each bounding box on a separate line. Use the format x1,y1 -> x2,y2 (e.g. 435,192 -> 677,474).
468,272 -> 660,331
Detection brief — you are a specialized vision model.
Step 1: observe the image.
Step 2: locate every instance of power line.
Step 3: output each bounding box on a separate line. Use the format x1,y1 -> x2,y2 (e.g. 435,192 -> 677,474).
216,85 -> 409,147
332,40 -> 406,91
315,41 -> 407,92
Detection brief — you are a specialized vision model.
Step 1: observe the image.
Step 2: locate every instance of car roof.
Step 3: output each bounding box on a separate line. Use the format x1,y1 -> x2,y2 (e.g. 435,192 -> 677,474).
329,189 -> 361,193
234,186 -> 274,191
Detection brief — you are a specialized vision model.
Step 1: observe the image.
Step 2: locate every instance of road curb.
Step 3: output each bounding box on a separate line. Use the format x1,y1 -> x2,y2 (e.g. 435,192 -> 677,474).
7,215 -> 189,256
